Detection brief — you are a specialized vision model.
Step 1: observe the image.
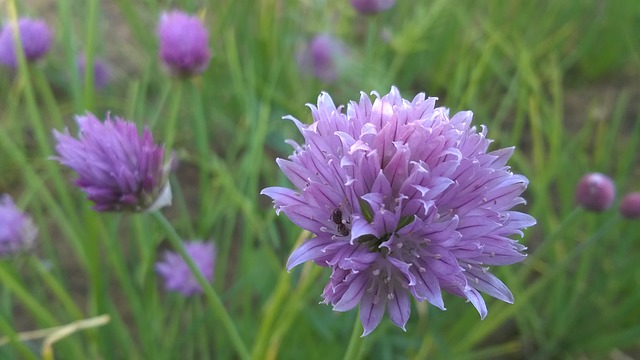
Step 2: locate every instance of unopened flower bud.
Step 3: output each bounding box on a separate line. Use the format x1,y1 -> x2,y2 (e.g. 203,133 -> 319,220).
157,10 -> 211,77
575,173 -> 615,212
0,18 -> 52,68
620,192 -> 640,219
350,0 -> 396,15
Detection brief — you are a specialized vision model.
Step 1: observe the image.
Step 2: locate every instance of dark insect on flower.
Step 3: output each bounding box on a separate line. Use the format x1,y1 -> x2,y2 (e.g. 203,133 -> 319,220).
331,208 -> 351,237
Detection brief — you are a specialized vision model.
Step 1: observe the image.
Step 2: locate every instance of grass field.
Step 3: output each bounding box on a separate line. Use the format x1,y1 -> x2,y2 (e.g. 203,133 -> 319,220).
1,0 -> 639,359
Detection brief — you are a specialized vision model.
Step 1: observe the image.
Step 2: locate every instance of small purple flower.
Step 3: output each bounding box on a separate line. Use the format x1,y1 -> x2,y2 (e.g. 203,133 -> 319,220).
0,195 -> 38,256
52,112 -> 172,212
0,18 -> 52,68
620,192 -> 640,219
350,0 -> 396,14
156,241 -> 216,296
77,55 -> 110,89
575,173 -> 615,212
157,10 -> 211,76
297,34 -> 348,83
262,87 -> 535,335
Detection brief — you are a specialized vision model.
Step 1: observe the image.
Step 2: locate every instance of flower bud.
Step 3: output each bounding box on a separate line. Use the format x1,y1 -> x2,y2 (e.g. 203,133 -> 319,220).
77,55 -> 110,89
620,192 -> 640,219
575,173 -> 615,212
297,34 -> 348,83
157,10 -> 211,77
350,0 -> 396,14
0,18 -> 52,68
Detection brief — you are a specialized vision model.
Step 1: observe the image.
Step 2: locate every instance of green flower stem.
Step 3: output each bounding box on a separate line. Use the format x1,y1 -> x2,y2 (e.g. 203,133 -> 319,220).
0,262 -> 57,327
29,257 -> 84,321
188,82 -> 213,234
32,68 -> 64,129
343,315 -> 364,360
150,211 -> 250,360
251,230 -> 309,360
266,263 -> 322,358
82,0 -> 99,110
163,80 -> 184,153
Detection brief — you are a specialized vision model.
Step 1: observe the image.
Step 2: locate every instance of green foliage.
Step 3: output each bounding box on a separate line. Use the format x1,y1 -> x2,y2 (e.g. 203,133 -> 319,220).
1,0 -> 639,359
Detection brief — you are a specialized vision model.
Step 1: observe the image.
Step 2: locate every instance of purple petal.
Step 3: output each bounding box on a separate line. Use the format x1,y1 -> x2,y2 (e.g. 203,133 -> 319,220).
387,286 -> 411,330
333,272 -> 370,311
360,287 -> 386,336
286,236 -> 337,270
465,265 -> 515,303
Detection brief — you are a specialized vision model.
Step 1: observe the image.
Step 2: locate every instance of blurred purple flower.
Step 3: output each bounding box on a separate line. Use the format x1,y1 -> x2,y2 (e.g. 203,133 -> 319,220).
0,195 -> 38,256
575,173 -> 615,212
350,0 -> 396,14
0,18 -> 52,68
157,10 -> 211,76
297,34 -> 348,83
156,241 -> 216,296
262,87 -> 535,335
620,192 -> 640,219
52,112 -> 172,212
77,55 -> 110,89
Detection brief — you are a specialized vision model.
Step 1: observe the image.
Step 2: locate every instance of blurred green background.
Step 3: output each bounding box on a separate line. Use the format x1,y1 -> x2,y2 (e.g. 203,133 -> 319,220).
1,0 -> 639,359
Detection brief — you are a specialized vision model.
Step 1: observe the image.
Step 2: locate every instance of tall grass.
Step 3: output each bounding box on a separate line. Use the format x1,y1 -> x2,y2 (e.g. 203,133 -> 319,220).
1,0 -> 639,359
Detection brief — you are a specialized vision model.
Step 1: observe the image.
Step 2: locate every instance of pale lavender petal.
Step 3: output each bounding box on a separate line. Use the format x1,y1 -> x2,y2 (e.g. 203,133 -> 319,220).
286,237 -> 337,270
360,289 -> 386,336
387,286 -> 411,330
464,264 -> 514,303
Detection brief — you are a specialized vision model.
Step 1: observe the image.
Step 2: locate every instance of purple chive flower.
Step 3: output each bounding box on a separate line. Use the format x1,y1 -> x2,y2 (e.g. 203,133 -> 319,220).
52,112 -> 172,212
157,10 -> 211,76
156,241 -> 216,296
0,18 -> 52,68
77,55 -> 110,89
575,173 -> 615,212
620,192 -> 640,219
350,0 -> 396,14
297,34 -> 348,83
262,87 -> 535,335
0,195 -> 38,256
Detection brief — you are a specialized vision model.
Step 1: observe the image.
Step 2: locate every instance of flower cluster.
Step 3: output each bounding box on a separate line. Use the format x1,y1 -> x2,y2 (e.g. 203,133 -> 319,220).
262,87 -> 535,335
0,18 -> 52,68
156,241 -> 217,296
52,112 -> 172,212
0,195 -> 38,256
